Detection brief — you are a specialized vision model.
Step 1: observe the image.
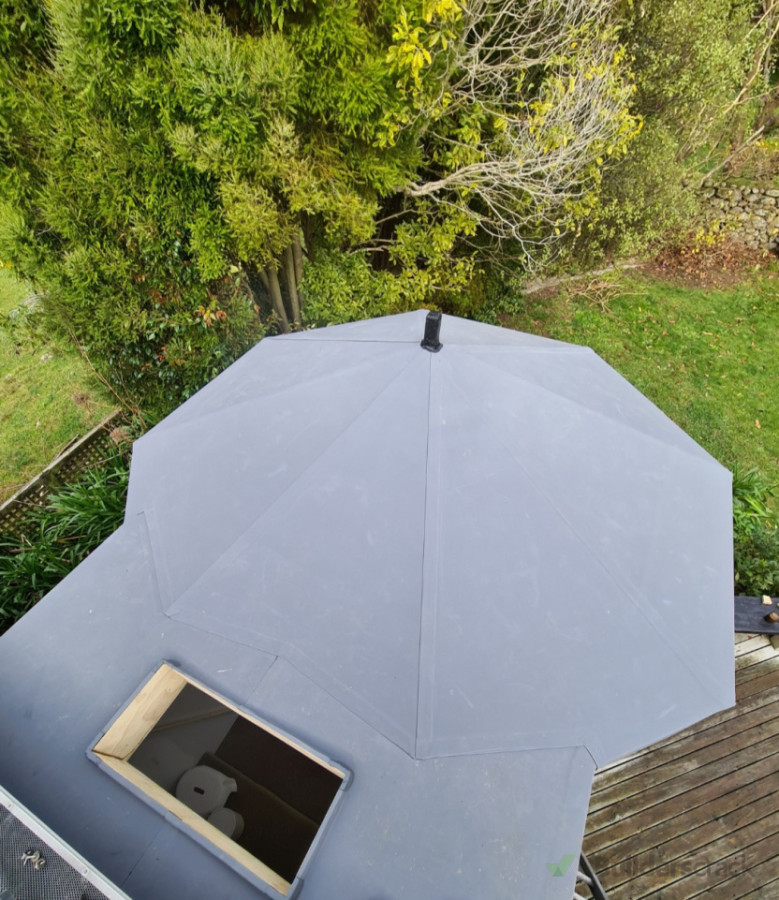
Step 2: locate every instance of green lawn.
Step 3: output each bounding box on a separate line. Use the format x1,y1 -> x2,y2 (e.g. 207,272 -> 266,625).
502,270 -> 779,481
0,267 -> 115,503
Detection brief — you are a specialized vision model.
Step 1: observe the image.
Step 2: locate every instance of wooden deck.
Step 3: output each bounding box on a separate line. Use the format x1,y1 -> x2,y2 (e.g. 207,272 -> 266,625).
579,633 -> 779,900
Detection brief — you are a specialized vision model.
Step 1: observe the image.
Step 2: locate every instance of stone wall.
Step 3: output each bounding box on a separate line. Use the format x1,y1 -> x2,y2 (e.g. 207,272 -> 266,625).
702,183 -> 779,251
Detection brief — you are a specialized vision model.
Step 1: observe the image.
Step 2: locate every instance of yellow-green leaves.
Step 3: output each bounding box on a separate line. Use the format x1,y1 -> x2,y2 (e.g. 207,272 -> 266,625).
387,9 -> 433,91
386,1 -> 461,93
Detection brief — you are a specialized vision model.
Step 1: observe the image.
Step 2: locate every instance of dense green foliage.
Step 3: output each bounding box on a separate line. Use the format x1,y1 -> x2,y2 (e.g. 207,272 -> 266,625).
2,0 -> 778,411
299,251 -> 405,327
0,0 -> 644,413
0,0 -> 270,414
732,464 -> 779,595
734,520 -> 779,595
0,451 -> 130,632
574,0 -> 776,262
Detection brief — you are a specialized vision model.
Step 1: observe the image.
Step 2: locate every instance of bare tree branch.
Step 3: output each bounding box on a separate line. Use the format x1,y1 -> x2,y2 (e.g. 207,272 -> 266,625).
398,0 -> 636,267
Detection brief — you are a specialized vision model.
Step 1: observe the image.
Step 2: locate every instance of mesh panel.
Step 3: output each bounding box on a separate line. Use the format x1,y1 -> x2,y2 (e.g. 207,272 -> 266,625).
0,809 -> 112,900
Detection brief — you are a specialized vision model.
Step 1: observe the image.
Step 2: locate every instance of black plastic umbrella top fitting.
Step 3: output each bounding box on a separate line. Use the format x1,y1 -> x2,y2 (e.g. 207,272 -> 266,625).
421,311 -> 443,352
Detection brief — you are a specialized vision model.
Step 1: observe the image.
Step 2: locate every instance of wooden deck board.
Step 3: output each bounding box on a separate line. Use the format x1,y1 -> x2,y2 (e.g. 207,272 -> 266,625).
588,695 -> 779,801
593,791 -> 778,891
735,632 -> 757,644
587,771 -> 778,873
582,634 -> 779,899
587,712 -> 779,817
735,644 -> 778,668
739,877 -> 779,900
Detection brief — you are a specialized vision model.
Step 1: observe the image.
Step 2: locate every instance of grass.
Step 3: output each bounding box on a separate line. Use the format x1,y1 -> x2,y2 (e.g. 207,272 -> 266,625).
501,270 -> 779,479
0,267 -> 115,503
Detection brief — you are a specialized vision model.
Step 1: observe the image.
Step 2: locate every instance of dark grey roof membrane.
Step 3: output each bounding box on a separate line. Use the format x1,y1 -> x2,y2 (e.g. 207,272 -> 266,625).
128,309 -> 734,765
0,310 -> 735,900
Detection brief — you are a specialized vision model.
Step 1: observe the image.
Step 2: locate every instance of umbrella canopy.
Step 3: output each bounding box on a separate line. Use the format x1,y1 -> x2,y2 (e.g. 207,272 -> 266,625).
126,309 -> 735,768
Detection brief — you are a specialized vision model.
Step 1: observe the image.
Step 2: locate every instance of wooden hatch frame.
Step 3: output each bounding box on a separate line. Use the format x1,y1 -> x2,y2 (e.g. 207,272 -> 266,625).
90,663 -> 347,897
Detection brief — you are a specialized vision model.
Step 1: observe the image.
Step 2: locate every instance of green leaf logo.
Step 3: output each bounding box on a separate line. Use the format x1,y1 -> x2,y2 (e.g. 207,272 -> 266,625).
547,854 -> 575,877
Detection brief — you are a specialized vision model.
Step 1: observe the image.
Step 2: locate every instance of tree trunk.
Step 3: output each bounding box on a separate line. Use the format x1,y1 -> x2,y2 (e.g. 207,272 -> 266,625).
302,213 -> 315,265
246,266 -> 268,314
265,265 -> 290,333
292,232 -> 304,284
284,244 -> 301,328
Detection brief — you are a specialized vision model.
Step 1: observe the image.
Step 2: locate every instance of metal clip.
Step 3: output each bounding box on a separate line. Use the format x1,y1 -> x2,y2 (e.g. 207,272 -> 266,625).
21,849 -> 46,870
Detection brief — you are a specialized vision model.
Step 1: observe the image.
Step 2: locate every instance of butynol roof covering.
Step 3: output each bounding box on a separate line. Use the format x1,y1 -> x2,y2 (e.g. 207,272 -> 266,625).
0,311 -> 734,900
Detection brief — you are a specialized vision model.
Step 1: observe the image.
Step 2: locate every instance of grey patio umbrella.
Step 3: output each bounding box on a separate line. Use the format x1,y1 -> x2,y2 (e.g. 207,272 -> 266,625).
126,308 -> 735,767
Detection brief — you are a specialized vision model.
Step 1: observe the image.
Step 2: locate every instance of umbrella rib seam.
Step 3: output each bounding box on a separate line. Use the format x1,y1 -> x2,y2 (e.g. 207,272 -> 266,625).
414,351 -> 434,758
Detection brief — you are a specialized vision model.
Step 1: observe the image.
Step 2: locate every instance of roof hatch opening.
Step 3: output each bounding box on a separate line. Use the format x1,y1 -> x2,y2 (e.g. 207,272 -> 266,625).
90,664 -> 347,896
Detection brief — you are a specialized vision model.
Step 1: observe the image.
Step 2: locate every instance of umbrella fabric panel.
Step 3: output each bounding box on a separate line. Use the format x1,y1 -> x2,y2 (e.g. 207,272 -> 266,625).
127,344 -> 425,607
167,353 -> 433,756
0,310 -> 735,900
147,312 -> 734,766
160,338 -> 734,765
